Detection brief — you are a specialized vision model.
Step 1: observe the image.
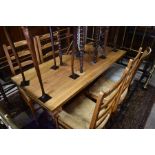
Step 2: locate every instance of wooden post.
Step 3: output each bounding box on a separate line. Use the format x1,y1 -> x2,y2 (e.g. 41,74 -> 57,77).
93,27 -> 100,63
3,27 -> 29,87
21,26 -> 51,103
66,27 -> 71,47
140,27 -> 147,47
112,27 -> 120,52
92,26 -> 95,39
121,26 -> 127,49
129,26 -> 137,51
101,26 -> 109,58
49,26 -> 59,70
69,27 -> 79,79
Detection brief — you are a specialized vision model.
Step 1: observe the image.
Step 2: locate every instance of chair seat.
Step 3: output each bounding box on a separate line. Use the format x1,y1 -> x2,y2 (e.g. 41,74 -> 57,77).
88,63 -> 126,99
84,43 -> 95,54
58,95 -> 96,129
103,63 -> 125,82
58,94 -> 110,129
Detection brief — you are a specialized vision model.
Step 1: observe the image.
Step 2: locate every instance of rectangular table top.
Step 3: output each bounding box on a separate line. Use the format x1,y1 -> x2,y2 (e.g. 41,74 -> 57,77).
12,49 -> 126,112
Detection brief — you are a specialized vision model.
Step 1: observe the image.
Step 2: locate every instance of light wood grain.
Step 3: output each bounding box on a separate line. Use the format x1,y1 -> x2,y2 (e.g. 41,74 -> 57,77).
12,48 -> 126,112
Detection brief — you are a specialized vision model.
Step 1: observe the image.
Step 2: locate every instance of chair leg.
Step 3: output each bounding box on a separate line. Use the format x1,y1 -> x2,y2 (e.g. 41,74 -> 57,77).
48,110 -> 61,129
26,99 -> 38,123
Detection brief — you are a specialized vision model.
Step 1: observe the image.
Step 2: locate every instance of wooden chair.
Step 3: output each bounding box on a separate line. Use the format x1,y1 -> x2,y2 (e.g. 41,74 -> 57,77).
3,39 -> 40,120
3,39 -> 39,75
34,27 -> 72,63
86,47 -> 151,101
55,60 -> 132,129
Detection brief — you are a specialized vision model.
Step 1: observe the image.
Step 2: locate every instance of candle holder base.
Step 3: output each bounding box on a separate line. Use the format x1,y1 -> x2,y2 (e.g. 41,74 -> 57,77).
51,65 -> 59,70
93,60 -> 97,63
60,62 -> 67,66
39,94 -> 52,103
112,48 -> 118,52
20,80 -> 30,87
80,69 -> 83,73
69,73 -> 79,80
99,55 -> 106,59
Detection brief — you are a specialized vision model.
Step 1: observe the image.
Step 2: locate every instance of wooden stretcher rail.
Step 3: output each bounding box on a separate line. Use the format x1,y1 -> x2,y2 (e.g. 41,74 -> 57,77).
14,60 -> 33,70
42,47 -> 68,59
10,49 -> 30,60
0,60 -> 7,65
0,64 -> 9,70
6,40 -> 27,50
39,28 -> 70,41
60,34 -> 73,41
41,42 -> 59,50
0,56 -> 6,60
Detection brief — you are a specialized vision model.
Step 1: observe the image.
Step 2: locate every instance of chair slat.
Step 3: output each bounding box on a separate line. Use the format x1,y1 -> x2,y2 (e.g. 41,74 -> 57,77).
34,27 -> 72,63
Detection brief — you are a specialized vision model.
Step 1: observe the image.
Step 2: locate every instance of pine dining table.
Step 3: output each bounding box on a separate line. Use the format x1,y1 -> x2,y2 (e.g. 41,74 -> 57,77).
11,47 -> 126,114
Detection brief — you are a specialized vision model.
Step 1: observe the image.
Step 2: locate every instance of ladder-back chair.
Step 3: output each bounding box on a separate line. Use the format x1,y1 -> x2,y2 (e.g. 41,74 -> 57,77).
55,60 -> 133,129
87,47 -> 151,101
3,39 -> 39,75
34,27 -> 72,63
3,39 -> 40,120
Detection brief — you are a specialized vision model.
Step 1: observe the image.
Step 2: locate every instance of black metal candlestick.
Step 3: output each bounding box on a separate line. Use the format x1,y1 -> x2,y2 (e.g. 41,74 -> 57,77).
49,26 -> 59,70
57,27 -> 63,66
3,27 -> 29,87
21,26 -> 51,103
101,26 -> 109,58
69,27 -> 79,79
78,26 -> 85,73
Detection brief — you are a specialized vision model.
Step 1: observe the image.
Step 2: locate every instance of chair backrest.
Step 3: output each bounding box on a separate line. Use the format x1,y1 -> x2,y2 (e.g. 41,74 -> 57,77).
34,27 -> 72,63
89,62 -> 131,129
89,47 -> 152,128
126,47 -> 152,88
3,39 -> 39,75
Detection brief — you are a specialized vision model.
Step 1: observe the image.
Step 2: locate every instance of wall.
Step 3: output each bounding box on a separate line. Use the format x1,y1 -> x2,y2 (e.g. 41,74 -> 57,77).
0,26 -> 50,57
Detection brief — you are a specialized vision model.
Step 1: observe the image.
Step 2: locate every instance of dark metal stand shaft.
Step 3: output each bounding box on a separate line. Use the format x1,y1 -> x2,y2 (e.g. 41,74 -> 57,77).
49,26 -> 59,70
3,27 -> 29,87
21,26 -> 51,103
57,28 -> 63,66
69,27 -> 79,79
78,26 -> 84,73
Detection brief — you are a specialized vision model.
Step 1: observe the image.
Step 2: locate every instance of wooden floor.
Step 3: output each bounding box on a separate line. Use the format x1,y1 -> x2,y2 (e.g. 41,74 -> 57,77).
12,48 -> 126,112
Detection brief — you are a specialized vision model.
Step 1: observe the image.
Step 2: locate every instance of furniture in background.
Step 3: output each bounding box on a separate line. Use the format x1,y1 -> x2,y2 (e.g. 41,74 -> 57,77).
3,39 -> 39,75
3,36 -> 40,120
34,27 -> 72,63
108,26 -> 155,88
